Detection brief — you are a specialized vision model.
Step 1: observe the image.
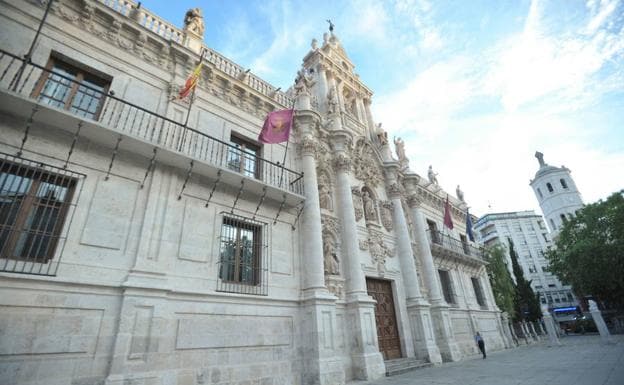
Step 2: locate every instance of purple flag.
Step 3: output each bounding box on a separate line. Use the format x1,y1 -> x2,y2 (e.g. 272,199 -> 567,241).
258,109 -> 294,144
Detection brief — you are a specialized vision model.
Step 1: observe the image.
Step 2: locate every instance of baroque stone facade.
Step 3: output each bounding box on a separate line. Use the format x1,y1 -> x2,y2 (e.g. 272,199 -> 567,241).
0,1 -> 507,385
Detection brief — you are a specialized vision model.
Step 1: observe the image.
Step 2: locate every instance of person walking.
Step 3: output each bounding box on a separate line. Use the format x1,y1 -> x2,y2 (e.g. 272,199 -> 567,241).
475,332 -> 486,359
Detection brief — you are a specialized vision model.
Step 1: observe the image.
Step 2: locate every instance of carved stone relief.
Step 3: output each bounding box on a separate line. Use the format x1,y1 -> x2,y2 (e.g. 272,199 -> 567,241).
322,232 -> 340,276
351,187 -> 363,222
321,215 -> 341,277
367,230 -> 392,276
353,143 -> 383,188
361,187 -> 378,223
380,201 -> 393,232
318,173 -> 333,211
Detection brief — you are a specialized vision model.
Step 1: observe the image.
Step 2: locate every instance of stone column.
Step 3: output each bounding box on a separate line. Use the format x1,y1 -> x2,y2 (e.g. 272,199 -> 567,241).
331,129 -> 385,380
363,99 -> 375,131
589,300 -> 615,344
528,321 -> 540,341
316,64 -> 329,114
297,111 -> 328,294
403,174 -> 458,362
501,312 -> 515,347
537,319 -> 546,336
296,110 -> 344,385
541,306 -> 562,347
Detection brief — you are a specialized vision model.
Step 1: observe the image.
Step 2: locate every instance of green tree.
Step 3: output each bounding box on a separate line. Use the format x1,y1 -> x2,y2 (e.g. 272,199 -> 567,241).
484,244 -> 517,318
546,191 -> 624,309
508,238 -> 542,321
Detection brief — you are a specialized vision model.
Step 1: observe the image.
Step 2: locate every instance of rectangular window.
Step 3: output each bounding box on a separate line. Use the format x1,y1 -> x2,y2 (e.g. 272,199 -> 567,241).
471,277 -> 486,307
217,214 -> 268,295
427,219 -> 440,244
0,153 -> 83,275
227,134 -> 261,178
32,56 -> 110,120
460,234 -> 469,255
438,270 -> 456,305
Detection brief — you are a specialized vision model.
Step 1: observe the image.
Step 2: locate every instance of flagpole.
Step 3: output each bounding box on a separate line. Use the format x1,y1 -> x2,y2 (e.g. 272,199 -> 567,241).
12,0 -> 55,92
178,47 -> 206,151
278,98 -> 296,188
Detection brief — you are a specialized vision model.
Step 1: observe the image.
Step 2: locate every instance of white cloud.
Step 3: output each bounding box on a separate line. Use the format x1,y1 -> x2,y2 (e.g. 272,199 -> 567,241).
373,0 -> 624,216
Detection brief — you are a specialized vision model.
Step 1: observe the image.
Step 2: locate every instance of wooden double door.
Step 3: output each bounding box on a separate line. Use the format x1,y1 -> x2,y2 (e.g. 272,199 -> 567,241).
366,278 -> 402,360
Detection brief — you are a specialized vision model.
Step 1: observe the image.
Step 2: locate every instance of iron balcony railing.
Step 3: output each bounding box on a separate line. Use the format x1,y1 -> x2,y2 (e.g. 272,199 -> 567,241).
426,229 -> 484,260
0,49 -> 304,195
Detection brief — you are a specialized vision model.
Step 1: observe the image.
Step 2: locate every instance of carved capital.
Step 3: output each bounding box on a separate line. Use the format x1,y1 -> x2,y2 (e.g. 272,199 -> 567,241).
333,153 -> 351,173
386,182 -> 401,199
299,135 -> 318,157
407,194 -> 423,209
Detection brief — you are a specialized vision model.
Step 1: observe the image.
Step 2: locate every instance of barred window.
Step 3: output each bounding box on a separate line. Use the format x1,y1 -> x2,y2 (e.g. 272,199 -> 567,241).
438,270 -> 456,305
471,277 -> 486,307
227,134 -> 261,178
0,153 -> 83,275
217,214 -> 268,295
32,56 -> 110,120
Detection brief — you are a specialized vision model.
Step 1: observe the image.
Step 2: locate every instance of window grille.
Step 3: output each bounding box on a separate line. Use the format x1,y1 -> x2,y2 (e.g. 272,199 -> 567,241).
217,213 -> 268,295
0,152 -> 84,276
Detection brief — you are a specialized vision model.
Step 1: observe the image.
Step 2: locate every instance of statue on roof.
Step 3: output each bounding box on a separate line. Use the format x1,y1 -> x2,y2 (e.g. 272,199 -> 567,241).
456,185 -> 465,202
375,123 -> 388,146
184,8 -> 204,36
326,19 -> 335,33
535,151 -> 546,167
428,165 -> 439,185
294,68 -> 315,97
394,137 -> 406,162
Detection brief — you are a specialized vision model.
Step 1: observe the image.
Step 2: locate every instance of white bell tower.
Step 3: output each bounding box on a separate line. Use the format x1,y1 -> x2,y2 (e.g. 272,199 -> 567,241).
529,151 -> 584,234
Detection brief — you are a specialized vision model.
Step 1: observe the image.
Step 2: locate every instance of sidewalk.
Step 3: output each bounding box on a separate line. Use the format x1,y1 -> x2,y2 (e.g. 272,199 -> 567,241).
354,334 -> 624,385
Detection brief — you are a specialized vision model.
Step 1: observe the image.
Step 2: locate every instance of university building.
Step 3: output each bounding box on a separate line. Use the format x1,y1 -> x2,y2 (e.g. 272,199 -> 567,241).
474,211 -> 576,314
0,1 -> 508,384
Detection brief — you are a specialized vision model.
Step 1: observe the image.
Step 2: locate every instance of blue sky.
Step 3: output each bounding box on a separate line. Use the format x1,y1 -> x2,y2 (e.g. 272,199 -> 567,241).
143,0 -> 623,217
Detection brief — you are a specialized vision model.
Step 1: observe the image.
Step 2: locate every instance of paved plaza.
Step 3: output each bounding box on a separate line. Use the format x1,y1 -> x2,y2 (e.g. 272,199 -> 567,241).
356,335 -> 624,385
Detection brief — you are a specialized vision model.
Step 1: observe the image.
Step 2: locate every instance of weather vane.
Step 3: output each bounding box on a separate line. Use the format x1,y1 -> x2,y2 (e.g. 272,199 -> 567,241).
326,19 -> 334,32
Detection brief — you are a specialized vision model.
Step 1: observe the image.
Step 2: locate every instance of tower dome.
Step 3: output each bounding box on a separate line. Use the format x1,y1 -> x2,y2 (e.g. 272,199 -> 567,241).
529,151 -> 584,233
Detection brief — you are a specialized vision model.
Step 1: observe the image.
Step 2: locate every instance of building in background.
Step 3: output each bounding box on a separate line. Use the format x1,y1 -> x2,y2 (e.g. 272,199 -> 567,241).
529,151 -> 584,235
474,211 -> 577,324
0,1 -> 507,384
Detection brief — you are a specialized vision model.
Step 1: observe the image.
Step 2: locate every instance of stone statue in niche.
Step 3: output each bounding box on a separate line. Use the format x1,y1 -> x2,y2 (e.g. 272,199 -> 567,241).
362,190 -> 377,222
319,183 -> 333,211
456,185 -> 465,202
352,188 -> 363,221
327,87 -> 339,114
183,8 -> 205,36
323,235 -> 340,275
428,165 -> 439,185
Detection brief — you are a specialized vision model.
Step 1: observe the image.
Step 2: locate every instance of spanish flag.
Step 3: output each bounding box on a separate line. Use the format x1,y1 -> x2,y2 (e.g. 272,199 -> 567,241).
178,61 -> 203,99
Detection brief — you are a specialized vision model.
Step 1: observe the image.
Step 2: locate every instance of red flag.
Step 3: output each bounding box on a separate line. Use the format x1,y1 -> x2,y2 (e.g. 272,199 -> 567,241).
258,109 -> 294,144
443,195 -> 454,230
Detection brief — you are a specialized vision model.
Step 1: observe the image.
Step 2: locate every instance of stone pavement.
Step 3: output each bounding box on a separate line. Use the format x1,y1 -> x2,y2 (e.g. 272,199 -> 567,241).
354,334 -> 624,385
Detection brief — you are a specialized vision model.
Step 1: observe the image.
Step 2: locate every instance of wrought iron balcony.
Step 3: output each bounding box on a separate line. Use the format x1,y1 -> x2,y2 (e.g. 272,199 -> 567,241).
0,49 -> 303,196
426,229 -> 485,263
